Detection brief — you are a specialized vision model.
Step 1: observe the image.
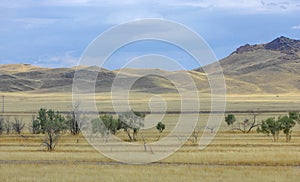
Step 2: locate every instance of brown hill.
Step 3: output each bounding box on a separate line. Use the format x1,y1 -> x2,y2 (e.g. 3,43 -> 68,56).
1,36 -> 299,94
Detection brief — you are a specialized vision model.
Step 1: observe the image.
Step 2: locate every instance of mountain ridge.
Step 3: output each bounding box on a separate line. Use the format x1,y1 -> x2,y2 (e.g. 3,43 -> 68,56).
1,36 -> 300,94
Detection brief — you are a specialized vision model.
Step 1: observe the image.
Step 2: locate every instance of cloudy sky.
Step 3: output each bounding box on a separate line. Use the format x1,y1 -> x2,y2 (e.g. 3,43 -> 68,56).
0,0 -> 300,69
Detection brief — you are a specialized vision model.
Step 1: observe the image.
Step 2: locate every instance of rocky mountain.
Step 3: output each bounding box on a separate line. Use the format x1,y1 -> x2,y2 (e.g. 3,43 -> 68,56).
1,36 -> 300,94
200,36 -> 300,94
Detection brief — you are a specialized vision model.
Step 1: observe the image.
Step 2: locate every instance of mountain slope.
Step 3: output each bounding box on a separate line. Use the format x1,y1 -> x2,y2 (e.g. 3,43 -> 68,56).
199,36 -> 300,94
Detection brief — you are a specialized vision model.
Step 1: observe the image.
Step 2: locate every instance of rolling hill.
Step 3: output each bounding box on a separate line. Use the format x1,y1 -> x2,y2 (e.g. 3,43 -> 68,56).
0,36 -> 299,94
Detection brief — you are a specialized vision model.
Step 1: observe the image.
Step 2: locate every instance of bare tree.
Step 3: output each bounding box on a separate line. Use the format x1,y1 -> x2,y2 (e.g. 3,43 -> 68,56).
232,111 -> 261,133
4,116 -> 11,134
246,111 -> 261,133
30,115 -> 41,134
0,115 -> 4,134
12,118 -> 25,135
190,125 -> 201,144
67,104 -> 80,135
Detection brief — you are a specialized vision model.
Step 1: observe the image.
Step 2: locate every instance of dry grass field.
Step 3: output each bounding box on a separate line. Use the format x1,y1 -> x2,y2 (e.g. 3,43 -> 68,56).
0,91 -> 300,181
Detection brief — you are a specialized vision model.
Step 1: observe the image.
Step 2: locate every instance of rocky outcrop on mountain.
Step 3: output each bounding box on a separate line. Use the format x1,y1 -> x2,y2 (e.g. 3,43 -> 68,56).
232,36 -> 300,60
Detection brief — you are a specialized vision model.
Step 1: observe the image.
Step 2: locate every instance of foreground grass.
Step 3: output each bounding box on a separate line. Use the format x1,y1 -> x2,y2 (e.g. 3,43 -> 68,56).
0,132 -> 299,181
1,164 -> 299,182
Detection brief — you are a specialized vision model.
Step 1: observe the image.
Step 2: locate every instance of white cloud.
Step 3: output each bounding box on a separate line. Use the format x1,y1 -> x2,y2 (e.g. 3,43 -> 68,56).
292,24 -> 300,30
35,51 -> 79,68
3,0 -> 300,12
162,0 -> 300,13
14,18 -> 59,29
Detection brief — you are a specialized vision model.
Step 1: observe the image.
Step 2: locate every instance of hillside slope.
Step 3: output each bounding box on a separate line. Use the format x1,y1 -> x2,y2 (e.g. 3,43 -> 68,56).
1,36 -> 299,94
199,36 -> 300,94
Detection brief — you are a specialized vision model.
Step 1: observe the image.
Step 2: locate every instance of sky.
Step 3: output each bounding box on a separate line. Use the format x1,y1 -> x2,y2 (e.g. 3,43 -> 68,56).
0,0 -> 300,70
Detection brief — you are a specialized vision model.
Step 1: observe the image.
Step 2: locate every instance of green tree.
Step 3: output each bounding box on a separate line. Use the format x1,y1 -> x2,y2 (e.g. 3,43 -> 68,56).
156,122 -> 165,141
279,115 -> 296,142
35,108 -> 67,150
91,111 -> 146,142
31,115 -> 41,134
91,114 -> 119,137
257,117 -> 281,142
37,108 -> 47,133
225,114 -> 236,127
288,111 -> 300,124
118,111 -> 145,141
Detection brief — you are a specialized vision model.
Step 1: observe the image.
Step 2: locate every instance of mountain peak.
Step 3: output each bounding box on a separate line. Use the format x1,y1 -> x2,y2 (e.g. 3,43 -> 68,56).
232,36 -> 300,56
264,36 -> 300,53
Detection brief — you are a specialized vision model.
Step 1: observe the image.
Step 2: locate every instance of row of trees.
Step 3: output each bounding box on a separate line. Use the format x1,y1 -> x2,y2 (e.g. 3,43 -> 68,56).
91,112 -> 166,142
0,108 -> 80,151
1,108 -> 166,151
225,111 -> 300,142
0,116 -> 25,135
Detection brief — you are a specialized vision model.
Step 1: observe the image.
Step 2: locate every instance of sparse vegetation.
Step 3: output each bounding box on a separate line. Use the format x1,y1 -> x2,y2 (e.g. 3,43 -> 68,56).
0,92 -> 300,181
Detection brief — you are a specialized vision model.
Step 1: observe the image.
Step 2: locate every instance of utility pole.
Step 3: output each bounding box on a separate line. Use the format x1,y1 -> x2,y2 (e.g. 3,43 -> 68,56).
2,95 -> 4,113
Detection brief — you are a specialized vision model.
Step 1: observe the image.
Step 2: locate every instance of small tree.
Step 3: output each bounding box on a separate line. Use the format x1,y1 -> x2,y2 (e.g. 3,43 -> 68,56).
245,111 -> 261,133
279,115 -> 296,142
31,115 -> 41,134
118,111 -> 145,141
4,116 -> 11,134
225,114 -> 236,128
67,104 -> 80,135
37,108 -> 47,133
91,114 -> 119,137
35,108 -> 67,151
0,116 -> 4,134
156,122 -> 165,141
257,117 -> 281,142
44,110 -> 67,150
12,118 -> 25,135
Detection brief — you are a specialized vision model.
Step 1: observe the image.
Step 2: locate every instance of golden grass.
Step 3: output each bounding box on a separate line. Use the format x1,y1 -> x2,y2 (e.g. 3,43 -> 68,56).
0,164 -> 299,182
0,92 -> 300,181
0,132 -> 299,181
1,92 -> 300,113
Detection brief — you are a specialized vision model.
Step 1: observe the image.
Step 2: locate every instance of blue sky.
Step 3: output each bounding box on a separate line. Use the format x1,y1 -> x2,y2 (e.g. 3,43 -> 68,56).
0,0 -> 300,70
